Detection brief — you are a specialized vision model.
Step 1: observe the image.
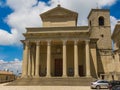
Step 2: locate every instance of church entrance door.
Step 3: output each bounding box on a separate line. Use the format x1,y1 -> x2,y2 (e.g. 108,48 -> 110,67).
54,59 -> 63,76
79,65 -> 84,76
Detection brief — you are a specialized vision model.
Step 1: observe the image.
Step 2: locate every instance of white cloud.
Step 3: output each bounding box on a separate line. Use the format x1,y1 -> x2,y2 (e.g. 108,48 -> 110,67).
98,0 -> 117,7
6,0 -> 37,11
0,0 -> 118,45
0,59 -> 22,75
0,60 -> 5,64
0,28 -> 21,45
110,16 -> 118,33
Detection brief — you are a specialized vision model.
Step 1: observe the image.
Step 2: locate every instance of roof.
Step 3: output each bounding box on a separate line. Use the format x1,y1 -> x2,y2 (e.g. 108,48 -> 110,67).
87,9 -> 109,19
40,5 -> 78,21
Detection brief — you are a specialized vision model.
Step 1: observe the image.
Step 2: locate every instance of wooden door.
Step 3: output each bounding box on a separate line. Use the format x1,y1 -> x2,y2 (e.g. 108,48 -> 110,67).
55,59 -> 63,76
79,65 -> 84,76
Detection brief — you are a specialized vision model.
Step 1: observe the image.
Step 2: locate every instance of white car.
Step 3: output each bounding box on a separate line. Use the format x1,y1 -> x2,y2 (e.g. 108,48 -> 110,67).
91,80 -> 109,89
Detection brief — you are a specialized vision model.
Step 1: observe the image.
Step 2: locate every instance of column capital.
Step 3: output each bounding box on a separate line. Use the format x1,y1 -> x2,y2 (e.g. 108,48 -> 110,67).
85,40 -> 90,43
24,41 -> 29,46
47,40 -> 51,46
36,41 -> 40,46
74,40 -> 78,45
63,40 -> 67,45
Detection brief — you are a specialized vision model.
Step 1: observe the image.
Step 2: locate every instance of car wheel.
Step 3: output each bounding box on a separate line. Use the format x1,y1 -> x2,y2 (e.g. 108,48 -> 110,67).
96,85 -> 100,89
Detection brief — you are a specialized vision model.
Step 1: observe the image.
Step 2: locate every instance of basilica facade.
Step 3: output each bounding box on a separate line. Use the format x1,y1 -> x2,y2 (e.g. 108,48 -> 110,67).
21,5 -> 112,79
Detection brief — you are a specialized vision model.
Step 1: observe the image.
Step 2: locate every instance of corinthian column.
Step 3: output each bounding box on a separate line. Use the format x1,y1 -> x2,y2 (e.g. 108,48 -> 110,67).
74,40 -> 79,77
34,41 -> 40,78
21,41 -> 29,78
85,40 -> 91,77
28,45 -> 32,77
31,46 -> 35,77
62,40 -> 67,77
46,41 -> 51,77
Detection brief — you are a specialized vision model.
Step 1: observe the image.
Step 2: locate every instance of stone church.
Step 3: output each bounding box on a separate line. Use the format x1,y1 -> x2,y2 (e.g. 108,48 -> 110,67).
21,5 -> 113,82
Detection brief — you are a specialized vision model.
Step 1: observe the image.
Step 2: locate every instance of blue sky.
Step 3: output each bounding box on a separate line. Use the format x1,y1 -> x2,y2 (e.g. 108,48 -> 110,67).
0,0 -> 120,73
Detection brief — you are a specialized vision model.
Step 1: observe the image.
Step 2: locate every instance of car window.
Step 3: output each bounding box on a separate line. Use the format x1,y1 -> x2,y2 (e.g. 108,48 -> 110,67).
98,81 -> 108,83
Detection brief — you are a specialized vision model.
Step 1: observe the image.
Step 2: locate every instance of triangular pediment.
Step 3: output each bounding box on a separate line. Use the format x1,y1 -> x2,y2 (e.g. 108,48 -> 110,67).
40,5 -> 78,19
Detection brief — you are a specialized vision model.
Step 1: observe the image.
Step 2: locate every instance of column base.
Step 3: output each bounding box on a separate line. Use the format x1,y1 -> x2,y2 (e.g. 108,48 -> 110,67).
62,75 -> 67,78
28,75 -> 32,78
33,75 -> 40,78
74,75 -> 79,78
86,75 -> 92,78
46,75 -> 51,78
21,75 -> 28,78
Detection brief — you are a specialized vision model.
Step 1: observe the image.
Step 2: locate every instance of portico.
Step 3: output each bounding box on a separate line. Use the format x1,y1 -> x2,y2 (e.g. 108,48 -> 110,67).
22,38 -> 91,78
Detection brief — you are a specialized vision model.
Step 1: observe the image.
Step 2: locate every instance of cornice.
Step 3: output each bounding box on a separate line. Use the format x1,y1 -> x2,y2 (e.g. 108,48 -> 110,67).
26,26 -> 89,33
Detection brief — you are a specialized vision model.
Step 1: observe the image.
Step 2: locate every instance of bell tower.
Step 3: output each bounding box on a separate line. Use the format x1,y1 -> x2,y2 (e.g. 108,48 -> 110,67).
88,9 -> 112,49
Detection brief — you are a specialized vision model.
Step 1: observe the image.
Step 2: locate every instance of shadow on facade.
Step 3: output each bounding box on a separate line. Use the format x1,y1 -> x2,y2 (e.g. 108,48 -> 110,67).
97,50 -> 105,79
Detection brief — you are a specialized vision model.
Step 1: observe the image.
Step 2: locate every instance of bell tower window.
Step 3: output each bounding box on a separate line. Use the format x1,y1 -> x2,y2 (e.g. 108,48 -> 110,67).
99,16 -> 104,26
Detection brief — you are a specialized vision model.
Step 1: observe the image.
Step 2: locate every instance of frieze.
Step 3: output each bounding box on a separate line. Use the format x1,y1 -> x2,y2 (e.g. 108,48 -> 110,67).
24,32 -> 89,39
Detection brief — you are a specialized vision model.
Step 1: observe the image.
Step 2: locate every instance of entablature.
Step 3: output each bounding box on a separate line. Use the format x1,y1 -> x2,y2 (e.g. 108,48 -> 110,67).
26,26 -> 89,33
24,32 -> 89,40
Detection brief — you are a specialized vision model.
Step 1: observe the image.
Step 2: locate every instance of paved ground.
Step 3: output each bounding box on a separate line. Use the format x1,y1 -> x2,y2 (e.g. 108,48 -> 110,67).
0,83 -> 109,90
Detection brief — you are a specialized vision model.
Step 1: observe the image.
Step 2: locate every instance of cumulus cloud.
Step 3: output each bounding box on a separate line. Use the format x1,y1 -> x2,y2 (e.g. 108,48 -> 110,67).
0,59 -> 22,75
0,0 -> 119,45
0,28 -> 21,45
110,16 -> 119,33
98,0 -> 117,7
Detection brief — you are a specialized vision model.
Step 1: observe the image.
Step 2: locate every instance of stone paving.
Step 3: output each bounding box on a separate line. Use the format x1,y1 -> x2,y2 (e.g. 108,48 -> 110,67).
0,83 -> 109,90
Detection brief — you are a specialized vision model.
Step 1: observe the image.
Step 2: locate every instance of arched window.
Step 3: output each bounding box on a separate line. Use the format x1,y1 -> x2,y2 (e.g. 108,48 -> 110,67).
99,16 -> 104,26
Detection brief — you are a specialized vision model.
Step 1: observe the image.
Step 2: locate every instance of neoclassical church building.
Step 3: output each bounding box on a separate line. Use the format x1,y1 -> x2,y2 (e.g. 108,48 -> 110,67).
20,5 -> 113,83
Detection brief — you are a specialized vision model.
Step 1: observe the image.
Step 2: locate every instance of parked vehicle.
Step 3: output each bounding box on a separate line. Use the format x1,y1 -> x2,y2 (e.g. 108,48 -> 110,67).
111,85 -> 120,90
91,80 -> 109,89
109,80 -> 120,90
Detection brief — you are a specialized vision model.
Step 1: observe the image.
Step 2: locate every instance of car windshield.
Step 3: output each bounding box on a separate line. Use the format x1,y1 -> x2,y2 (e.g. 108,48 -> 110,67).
97,80 -> 108,83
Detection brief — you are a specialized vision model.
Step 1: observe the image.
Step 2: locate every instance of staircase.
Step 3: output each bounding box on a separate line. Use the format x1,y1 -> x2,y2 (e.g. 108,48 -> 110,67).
7,77 -> 95,86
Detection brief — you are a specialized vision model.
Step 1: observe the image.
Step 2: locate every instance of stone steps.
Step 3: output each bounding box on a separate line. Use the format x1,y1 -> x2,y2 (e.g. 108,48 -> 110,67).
7,77 -> 95,86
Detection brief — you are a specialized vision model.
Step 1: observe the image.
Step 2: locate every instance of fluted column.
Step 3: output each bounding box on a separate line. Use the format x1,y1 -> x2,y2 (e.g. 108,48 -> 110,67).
21,41 -> 29,78
46,41 -> 51,77
28,45 -> 32,77
34,41 -> 40,78
31,46 -> 35,77
74,40 -> 79,77
85,40 -> 91,77
62,40 -> 67,77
